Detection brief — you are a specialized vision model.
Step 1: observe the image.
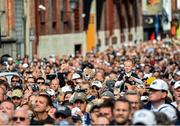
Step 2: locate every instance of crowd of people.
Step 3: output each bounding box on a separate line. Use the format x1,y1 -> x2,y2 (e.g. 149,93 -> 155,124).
0,39 -> 179,125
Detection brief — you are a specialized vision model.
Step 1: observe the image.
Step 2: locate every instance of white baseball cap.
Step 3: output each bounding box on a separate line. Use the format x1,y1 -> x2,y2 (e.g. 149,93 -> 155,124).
158,104 -> 177,122
174,81 -> 180,89
149,79 -> 169,92
72,73 -> 81,80
91,80 -> 102,88
132,109 -> 157,125
61,85 -> 72,93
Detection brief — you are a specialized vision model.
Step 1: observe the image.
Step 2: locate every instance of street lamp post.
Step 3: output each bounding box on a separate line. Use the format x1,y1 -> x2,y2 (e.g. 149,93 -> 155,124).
0,10 -> 5,48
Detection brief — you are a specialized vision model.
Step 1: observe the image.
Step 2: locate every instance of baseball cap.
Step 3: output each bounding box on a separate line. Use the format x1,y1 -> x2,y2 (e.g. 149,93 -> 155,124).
55,106 -> 71,118
61,85 -> 72,93
174,81 -> 180,89
132,109 -> 157,125
91,80 -> 102,88
11,89 -> 23,98
72,73 -> 81,80
158,104 -> 177,122
175,71 -> 180,76
73,92 -> 87,103
46,89 -> 55,96
100,90 -> 115,99
149,79 -> 169,92
146,77 -> 156,86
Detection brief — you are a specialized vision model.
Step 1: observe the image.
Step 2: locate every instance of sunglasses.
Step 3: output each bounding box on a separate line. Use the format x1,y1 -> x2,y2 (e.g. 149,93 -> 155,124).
37,82 -> 45,84
92,86 -> 99,90
12,97 -> 21,100
12,80 -> 19,83
12,117 -> 26,121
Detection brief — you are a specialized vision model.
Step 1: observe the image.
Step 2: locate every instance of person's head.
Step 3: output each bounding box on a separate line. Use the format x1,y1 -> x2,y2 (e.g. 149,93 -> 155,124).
132,109 -> 157,125
11,75 -> 21,87
90,105 -> 100,123
27,77 -> 35,84
0,100 -> 15,118
0,79 -> 9,91
73,92 -> 87,113
124,59 -> 134,73
95,115 -> 110,126
124,90 -> 141,114
0,112 -> 10,125
99,99 -> 114,121
174,71 -> 180,81
12,108 -> 31,126
80,81 -> 91,95
148,79 -> 168,104
113,98 -> 131,125
36,77 -> 45,85
11,89 -> 23,107
50,78 -> 59,92
33,94 -> 52,114
91,81 -> 101,97
94,72 -> 104,82
173,81 -> 180,102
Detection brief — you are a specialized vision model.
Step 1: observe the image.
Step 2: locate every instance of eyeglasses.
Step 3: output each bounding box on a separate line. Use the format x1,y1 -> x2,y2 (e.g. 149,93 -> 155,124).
12,117 -> 26,121
12,80 -> 19,83
92,86 -> 99,90
37,82 -> 45,84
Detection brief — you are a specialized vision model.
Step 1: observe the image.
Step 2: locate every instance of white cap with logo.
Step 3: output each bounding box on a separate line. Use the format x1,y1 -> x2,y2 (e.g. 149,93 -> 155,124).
132,109 -> 157,125
149,79 -> 169,92
174,81 -> 180,89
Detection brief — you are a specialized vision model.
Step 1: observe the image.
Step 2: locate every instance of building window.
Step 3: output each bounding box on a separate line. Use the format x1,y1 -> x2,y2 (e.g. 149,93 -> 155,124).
39,0 -> 46,34
74,2 -> 80,32
52,0 -> 57,33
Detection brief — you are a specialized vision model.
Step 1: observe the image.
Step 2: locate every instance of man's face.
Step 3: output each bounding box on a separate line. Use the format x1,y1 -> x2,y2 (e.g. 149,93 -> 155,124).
174,88 -> 180,102
12,97 -> 22,107
27,78 -> 35,84
0,101 -> 14,118
91,86 -> 99,96
80,84 -> 90,95
99,107 -> 113,121
126,95 -> 140,114
12,109 -> 30,126
50,79 -> 59,91
34,96 -> 48,113
124,61 -> 133,73
113,101 -> 130,124
149,89 -> 166,102
74,100 -> 87,113
11,78 -> 20,86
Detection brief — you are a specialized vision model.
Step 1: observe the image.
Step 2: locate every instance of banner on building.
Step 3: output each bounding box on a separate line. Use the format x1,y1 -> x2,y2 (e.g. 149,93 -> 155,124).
142,0 -> 163,15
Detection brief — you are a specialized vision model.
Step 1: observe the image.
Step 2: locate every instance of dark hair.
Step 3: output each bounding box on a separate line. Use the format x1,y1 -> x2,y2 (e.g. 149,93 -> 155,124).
38,94 -> 53,107
100,99 -> 115,113
36,77 -> 45,83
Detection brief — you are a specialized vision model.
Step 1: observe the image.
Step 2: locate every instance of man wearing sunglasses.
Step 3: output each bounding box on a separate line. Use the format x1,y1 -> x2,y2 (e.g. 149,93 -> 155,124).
12,108 -> 30,126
